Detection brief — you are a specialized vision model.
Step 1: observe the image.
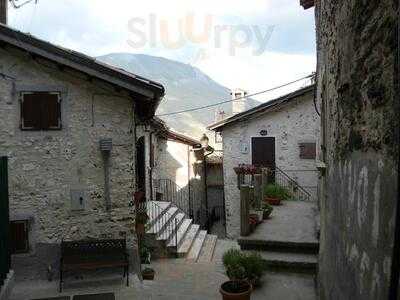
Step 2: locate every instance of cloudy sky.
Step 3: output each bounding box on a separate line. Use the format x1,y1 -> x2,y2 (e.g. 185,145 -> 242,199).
8,0 -> 316,101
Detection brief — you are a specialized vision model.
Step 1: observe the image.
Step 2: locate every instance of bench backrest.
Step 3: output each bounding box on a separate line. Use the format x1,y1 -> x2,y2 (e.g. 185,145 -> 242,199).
61,239 -> 126,257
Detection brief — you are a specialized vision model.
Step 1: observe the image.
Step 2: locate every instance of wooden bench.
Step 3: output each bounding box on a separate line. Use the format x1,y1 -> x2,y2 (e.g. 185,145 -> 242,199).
60,239 -> 129,292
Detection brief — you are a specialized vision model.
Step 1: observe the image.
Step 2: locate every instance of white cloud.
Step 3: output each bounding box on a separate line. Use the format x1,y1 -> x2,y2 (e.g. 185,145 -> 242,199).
7,0 -> 315,96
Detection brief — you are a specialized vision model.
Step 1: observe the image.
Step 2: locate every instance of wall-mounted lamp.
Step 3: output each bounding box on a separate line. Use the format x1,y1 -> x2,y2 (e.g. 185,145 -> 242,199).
200,134 -> 209,149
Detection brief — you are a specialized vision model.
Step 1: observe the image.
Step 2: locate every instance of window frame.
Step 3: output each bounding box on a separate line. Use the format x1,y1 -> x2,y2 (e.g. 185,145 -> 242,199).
10,220 -> 30,254
20,91 -> 62,131
299,142 -> 317,160
215,132 -> 223,144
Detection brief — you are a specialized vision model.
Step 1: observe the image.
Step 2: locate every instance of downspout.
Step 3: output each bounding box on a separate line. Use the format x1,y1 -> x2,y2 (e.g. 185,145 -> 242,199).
389,4 -> 400,299
187,145 -> 193,218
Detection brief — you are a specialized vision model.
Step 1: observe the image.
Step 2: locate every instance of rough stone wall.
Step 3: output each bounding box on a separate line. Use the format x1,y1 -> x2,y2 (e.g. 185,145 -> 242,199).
221,91 -> 319,238
0,48 -> 137,280
315,1 -> 399,299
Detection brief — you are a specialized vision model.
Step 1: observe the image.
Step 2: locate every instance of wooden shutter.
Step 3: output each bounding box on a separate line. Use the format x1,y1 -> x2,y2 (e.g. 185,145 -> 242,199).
10,220 -> 29,254
21,92 -> 61,130
21,93 -> 41,129
299,143 -> 316,159
40,93 -> 61,129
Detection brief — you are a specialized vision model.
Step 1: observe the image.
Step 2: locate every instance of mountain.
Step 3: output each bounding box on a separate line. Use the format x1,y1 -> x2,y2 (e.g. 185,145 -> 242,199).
97,53 -> 260,139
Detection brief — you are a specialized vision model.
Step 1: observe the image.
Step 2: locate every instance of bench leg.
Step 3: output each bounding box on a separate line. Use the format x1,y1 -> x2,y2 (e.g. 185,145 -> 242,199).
59,268 -> 63,293
126,265 -> 129,287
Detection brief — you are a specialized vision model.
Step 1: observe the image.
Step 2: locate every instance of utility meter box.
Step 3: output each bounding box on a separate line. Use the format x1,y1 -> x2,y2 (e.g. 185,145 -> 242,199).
70,189 -> 87,211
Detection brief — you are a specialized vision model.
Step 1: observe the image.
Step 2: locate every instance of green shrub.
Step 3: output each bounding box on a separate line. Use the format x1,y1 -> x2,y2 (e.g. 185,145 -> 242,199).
264,183 -> 291,200
222,249 -> 266,283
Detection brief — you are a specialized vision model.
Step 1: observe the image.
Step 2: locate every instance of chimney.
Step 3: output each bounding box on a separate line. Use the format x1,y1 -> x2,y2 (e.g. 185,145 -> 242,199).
231,89 -> 247,115
0,0 -> 7,25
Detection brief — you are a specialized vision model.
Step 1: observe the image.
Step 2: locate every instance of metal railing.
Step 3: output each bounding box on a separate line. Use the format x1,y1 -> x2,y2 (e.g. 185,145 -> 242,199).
209,205 -> 225,228
135,200 -> 178,252
0,157 -> 10,288
153,179 -> 192,217
236,166 -> 312,202
268,167 -> 312,201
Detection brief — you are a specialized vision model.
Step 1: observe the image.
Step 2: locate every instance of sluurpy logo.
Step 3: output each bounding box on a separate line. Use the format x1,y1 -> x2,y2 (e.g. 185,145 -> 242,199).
127,13 -> 274,57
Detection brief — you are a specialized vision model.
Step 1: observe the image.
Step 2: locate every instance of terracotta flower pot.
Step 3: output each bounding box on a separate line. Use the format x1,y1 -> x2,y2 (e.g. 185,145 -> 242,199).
220,280 -> 252,300
142,269 -> 155,280
266,197 -> 281,206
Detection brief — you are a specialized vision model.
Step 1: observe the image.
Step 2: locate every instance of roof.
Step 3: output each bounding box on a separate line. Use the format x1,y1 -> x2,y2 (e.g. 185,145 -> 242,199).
208,84 -> 315,131
149,117 -> 201,146
0,24 -> 165,119
300,0 -> 314,9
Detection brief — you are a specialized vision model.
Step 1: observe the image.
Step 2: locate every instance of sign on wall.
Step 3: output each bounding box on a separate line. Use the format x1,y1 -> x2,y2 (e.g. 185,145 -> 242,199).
240,141 -> 249,154
259,130 -> 268,136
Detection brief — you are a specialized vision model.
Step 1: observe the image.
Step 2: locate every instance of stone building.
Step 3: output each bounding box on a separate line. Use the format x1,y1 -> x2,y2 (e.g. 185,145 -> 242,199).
135,118 -> 205,213
208,84 -> 319,238
300,0 -> 399,299
0,24 -> 164,280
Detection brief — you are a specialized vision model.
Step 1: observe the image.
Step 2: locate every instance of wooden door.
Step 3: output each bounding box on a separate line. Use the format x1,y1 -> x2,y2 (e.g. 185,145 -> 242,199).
251,137 -> 276,168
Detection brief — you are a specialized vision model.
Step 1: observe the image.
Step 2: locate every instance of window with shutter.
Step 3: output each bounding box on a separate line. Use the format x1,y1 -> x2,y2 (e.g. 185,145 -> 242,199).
21,92 -> 61,130
10,220 -> 29,254
299,142 -> 316,159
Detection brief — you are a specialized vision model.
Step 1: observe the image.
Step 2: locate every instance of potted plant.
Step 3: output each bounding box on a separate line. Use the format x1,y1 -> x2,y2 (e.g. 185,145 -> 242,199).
142,267 -> 155,280
264,184 -> 291,205
262,203 -> 273,220
139,244 -> 151,264
221,249 -> 252,300
220,249 -> 266,299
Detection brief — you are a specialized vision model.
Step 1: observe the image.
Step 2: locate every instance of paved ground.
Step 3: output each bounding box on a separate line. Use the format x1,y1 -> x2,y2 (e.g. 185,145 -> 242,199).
240,201 -> 318,244
10,240 -> 316,300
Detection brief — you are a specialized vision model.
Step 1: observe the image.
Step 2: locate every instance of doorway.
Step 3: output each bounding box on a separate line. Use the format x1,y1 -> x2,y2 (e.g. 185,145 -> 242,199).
251,137 -> 276,168
136,136 -> 146,197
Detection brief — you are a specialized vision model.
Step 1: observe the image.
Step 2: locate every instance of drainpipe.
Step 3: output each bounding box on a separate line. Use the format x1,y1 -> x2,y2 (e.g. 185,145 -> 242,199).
187,145 -> 193,218
100,139 -> 113,211
389,6 -> 400,299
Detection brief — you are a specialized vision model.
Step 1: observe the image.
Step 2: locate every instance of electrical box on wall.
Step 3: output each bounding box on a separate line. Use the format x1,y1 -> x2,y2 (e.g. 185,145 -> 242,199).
70,189 -> 87,211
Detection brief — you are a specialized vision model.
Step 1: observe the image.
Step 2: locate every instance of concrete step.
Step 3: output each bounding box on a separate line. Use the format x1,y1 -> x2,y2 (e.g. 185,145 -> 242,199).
147,201 -> 171,223
186,230 -> 207,261
238,239 -> 319,254
157,212 -> 185,241
243,250 -> 317,274
197,235 -> 218,263
177,224 -> 200,257
147,206 -> 179,234
167,219 -> 193,248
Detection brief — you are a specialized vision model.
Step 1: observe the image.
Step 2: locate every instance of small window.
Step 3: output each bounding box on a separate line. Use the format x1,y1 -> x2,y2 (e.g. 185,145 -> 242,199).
299,143 -> 316,159
21,92 -> 61,130
10,220 -> 29,254
215,132 -> 222,144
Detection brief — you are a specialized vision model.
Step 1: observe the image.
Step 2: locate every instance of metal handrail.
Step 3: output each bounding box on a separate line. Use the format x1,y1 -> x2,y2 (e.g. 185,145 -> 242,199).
135,200 -> 179,253
153,179 -> 192,217
267,167 -> 312,201
274,166 -> 312,198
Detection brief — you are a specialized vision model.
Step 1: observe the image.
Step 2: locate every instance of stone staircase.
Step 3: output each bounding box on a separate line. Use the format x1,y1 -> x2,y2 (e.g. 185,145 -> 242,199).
237,201 -> 319,274
144,201 -> 218,262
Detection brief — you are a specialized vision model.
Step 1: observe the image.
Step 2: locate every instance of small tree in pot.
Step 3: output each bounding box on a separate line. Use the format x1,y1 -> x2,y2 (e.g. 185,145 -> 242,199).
220,249 -> 266,299
221,249 -> 251,300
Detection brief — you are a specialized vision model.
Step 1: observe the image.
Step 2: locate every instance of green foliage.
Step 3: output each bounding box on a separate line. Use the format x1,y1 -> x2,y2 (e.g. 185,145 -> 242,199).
222,249 -> 266,282
264,183 -> 291,200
